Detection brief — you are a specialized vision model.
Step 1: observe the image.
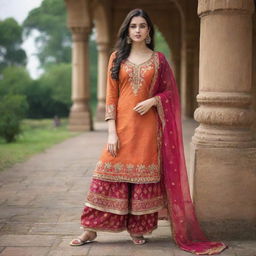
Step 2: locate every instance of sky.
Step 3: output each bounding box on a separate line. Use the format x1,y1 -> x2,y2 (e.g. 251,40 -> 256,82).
0,0 -> 44,79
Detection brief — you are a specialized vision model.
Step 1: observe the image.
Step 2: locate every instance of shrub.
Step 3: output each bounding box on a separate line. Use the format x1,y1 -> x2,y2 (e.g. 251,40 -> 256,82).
0,94 -> 28,142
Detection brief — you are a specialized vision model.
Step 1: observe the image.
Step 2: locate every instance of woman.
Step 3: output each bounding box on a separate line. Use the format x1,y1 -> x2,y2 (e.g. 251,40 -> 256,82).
70,8 -> 228,255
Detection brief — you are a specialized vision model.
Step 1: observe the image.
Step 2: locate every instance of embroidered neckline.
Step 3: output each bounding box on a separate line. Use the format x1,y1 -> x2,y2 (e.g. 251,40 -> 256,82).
123,52 -> 156,96
126,51 -> 155,67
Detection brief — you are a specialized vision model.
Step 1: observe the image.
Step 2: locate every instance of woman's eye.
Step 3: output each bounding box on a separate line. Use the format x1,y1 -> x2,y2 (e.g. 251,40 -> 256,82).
130,25 -> 147,28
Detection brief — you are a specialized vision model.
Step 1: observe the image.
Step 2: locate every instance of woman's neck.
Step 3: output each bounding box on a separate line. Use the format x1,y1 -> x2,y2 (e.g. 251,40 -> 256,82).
130,42 -> 152,55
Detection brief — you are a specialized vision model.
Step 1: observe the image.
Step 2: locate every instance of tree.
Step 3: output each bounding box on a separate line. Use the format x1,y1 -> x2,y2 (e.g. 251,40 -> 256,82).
0,18 -> 27,72
22,0 -> 71,69
40,63 -> 71,106
154,25 -> 171,60
0,66 -> 32,96
0,94 -> 28,142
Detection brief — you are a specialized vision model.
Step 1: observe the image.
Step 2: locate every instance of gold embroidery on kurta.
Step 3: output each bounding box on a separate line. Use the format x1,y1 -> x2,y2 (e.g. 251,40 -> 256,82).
93,160 -> 160,183
155,96 -> 166,129
124,53 -> 155,96
105,104 -> 116,121
148,52 -> 159,97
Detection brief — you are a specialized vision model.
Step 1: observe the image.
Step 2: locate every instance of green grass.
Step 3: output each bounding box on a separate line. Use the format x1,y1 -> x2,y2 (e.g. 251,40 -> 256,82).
0,118 -> 81,172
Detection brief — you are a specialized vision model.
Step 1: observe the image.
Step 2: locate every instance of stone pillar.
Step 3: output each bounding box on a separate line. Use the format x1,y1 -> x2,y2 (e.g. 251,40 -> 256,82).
190,0 -> 256,239
68,27 -> 93,131
95,42 -> 109,121
183,35 -> 199,118
252,14 -> 256,134
180,1 -> 200,119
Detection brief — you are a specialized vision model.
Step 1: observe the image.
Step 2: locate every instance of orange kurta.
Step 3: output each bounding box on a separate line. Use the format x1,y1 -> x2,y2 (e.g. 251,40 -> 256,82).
92,51 -> 161,183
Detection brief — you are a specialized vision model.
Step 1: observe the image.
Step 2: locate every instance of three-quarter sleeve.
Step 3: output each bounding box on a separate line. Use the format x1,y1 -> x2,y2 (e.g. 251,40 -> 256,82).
105,51 -> 119,121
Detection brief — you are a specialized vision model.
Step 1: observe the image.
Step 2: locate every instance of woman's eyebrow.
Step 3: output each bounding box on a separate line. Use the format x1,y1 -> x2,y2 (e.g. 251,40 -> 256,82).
130,22 -> 147,25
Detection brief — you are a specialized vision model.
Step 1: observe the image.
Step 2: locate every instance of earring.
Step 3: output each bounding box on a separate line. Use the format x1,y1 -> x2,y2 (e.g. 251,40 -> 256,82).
126,36 -> 132,44
145,34 -> 151,44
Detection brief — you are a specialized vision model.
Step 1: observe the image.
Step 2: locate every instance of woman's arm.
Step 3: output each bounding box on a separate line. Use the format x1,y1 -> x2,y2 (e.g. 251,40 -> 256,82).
105,51 -> 120,157
107,119 -> 119,157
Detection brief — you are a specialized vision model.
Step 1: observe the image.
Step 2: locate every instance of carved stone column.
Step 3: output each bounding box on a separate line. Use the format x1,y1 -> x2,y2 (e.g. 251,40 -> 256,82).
95,42 -> 109,121
190,0 -> 256,239
68,27 -> 93,131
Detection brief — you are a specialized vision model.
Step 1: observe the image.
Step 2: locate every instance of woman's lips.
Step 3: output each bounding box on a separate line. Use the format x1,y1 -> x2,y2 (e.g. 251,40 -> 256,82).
135,35 -> 141,38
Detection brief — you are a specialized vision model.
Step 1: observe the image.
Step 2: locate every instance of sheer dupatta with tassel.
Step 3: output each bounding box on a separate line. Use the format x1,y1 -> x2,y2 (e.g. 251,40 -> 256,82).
150,51 -> 228,255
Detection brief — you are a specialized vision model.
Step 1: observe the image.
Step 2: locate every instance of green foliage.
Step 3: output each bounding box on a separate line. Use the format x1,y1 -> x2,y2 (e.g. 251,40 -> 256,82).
0,66 -> 32,96
154,25 -> 171,61
0,118 -> 80,171
40,63 -> 71,105
0,94 -> 28,142
0,18 -> 27,72
24,63 -> 72,118
0,65 -> 69,119
24,79 -> 69,118
88,34 -> 98,116
23,0 -> 71,68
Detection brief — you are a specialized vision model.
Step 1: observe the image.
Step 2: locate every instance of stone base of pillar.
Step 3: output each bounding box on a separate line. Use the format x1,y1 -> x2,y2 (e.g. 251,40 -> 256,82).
68,101 -> 93,131
95,100 -> 105,122
190,143 -> 256,239
68,110 -> 93,131
68,111 -> 93,131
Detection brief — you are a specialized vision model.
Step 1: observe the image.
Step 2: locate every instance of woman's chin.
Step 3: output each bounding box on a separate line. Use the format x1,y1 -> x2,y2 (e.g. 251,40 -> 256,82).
132,39 -> 145,43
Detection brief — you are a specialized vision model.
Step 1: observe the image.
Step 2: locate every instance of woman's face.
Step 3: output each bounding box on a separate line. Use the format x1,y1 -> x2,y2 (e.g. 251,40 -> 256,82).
128,16 -> 150,43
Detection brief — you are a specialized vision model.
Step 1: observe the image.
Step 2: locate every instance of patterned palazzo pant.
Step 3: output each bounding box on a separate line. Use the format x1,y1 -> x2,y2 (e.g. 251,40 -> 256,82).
80,178 -> 165,236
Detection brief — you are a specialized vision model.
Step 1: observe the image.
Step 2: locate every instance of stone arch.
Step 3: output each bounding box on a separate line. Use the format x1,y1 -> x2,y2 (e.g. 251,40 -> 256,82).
92,1 -> 110,44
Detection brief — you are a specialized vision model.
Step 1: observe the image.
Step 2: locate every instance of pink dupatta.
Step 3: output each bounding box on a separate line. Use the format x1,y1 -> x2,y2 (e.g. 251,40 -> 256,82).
151,51 -> 228,255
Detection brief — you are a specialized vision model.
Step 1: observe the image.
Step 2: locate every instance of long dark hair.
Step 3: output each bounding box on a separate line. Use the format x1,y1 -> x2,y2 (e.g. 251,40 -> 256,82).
111,8 -> 155,80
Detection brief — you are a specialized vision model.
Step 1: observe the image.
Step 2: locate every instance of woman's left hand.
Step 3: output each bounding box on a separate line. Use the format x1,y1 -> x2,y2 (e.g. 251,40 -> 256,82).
133,97 -> 156,115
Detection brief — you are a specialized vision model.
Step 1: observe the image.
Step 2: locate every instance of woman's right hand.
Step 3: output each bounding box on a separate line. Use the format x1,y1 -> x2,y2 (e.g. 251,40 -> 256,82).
107,132 -> 120,157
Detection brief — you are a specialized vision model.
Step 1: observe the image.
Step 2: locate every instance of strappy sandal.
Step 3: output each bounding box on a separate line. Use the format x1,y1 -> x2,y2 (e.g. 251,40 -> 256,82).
69,232 -> 97,246
130,235 -> 147,245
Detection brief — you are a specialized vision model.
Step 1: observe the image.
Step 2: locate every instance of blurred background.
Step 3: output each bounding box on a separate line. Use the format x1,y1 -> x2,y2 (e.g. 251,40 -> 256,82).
0,0 -> 170,170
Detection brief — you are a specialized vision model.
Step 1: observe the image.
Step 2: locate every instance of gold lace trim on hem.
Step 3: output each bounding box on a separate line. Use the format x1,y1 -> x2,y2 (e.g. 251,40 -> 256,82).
193,244 -> 228,255
95,160 -> 159,173
93,160 -> 160,183
128,225 -> 158,236
85,202 -> 165,216
80,226 -> 127,233
80,225 -> 158,235
87,191 -> 164,203
92,173 -> 161,184
85,191 -> 165,215
84,202 -> 128,215
130,205 -> 165,215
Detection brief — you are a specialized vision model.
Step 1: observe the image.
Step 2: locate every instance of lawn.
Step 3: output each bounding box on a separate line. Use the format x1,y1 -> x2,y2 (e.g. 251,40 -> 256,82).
0,118 -> 81,172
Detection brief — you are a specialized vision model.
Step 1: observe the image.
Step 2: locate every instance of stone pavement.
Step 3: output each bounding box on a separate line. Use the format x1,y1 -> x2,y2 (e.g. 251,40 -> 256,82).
0,119 -> 256,256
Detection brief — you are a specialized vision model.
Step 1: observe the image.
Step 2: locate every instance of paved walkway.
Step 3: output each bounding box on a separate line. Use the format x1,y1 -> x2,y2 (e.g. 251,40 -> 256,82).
0,119 -> 255,256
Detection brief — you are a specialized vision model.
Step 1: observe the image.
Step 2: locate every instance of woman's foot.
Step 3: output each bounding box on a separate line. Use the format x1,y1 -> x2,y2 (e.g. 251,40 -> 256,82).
69,231 -> 97,246
130,235 -> 147,245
